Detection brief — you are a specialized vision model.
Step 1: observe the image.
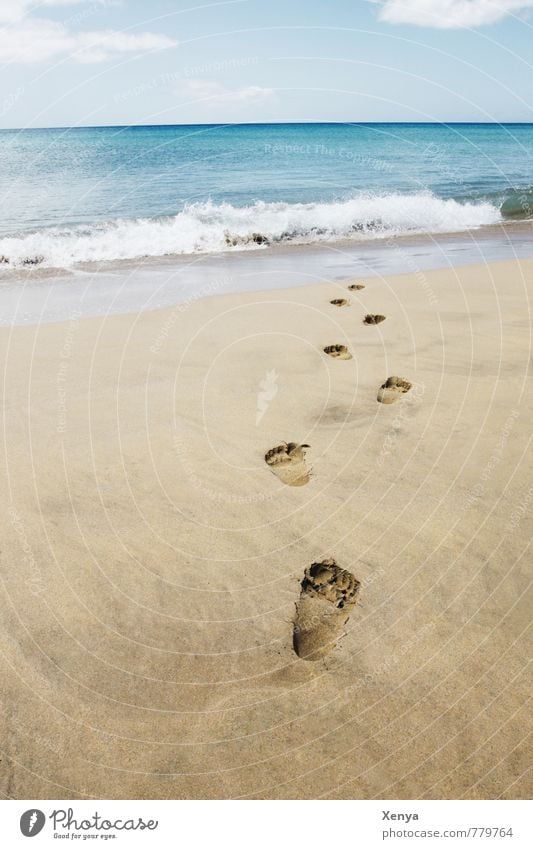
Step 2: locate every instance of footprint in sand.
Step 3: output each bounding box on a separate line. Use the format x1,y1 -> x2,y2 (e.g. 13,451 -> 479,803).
378,376 -> 412,405
330,298 -> 350,307
363,313 -> 386,325
293,559 -> 360,660
265,442 -> 311,487
348,283 -> 365,291
323,344 -> 352,360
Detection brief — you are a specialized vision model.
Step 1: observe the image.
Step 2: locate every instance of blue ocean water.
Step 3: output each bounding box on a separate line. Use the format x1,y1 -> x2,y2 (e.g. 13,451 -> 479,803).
0,122 -> 531,269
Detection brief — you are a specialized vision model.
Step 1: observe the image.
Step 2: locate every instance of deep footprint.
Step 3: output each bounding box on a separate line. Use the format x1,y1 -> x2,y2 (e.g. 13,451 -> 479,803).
293,559 -> 360,660
323,344 -> 352,360
377,376 -> 412,404
348,283 -> 365,291
330,298 -> 350,307
265,442 -> 311,487
363,313 -> 386,325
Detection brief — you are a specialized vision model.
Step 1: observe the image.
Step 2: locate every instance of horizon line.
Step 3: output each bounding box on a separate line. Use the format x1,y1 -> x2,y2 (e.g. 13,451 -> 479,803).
1,120 -> 533,132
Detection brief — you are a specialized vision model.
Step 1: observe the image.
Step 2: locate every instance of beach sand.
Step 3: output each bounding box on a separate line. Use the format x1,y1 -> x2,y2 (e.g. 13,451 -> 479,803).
0,257 -> 531,800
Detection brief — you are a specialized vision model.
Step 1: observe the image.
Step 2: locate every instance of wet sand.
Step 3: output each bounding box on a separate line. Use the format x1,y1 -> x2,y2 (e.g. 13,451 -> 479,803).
1,221 -> 532,328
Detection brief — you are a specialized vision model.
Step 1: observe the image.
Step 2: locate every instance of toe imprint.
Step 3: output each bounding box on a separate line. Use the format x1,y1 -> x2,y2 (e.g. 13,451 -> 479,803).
348,283 -> 365,291
265,442 -> 311,486
323,344 -> 352,360
363,314 -> 386,325
377,376 -> 412,405
330,298 -> 349,307
293,559 -> 360,660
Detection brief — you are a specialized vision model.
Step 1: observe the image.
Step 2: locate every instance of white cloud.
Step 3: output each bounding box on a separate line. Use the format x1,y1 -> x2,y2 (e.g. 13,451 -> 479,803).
0,1 -> 92,23
0,3 -> 176,63
0,1 -> 29,22
75,29 -> 177,64
176,78 -> 274,105
377,0 -> 533,28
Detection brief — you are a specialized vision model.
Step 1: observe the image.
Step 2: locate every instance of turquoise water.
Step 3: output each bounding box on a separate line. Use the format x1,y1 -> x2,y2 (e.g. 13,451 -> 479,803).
0,123 -> 532,269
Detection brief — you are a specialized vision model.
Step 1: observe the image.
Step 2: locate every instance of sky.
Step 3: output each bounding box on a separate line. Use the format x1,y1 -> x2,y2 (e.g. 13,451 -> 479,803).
0,0 -> 532,128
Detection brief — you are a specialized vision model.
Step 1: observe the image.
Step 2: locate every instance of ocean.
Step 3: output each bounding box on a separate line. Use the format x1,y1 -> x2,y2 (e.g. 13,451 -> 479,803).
0,122 -> 532,271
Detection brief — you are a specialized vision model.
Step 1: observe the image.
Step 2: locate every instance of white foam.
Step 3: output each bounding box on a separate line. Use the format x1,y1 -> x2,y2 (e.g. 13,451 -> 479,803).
0,192 -> 501,269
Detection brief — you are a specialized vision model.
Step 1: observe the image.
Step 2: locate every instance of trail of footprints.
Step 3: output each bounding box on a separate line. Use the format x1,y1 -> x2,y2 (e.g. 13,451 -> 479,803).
263,280 -> 413,661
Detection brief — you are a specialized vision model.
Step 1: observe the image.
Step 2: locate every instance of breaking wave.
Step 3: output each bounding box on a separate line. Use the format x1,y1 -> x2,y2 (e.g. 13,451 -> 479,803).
0,192 -> 502,270
500,186 -> 533,220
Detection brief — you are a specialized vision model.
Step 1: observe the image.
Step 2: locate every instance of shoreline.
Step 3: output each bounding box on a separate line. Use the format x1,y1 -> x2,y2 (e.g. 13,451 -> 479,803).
1,222 -> 532,327
1,219 -> 531,275
0,257 -> 530,799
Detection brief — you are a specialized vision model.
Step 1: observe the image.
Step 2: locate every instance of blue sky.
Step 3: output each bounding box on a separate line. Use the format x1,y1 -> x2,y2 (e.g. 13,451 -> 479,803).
0,0 -> 532,128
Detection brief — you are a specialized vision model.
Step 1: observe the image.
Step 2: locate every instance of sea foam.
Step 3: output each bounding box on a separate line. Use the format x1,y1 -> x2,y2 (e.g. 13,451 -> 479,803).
0,192 -> 501,269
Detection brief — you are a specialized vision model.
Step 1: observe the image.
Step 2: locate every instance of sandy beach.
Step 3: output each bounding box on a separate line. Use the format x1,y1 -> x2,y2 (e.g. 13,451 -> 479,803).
0,257 -> 531,800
